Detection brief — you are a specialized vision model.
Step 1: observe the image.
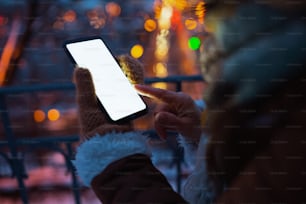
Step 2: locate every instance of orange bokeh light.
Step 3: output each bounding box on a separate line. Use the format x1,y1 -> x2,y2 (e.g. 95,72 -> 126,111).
105,2 -> 121,17
185,18 -> 197,30
63,10 -> 76,22
34,110 -> 45,123
48,109 -> 60,121
0,19 -> 21,86
144,19 -> 157,32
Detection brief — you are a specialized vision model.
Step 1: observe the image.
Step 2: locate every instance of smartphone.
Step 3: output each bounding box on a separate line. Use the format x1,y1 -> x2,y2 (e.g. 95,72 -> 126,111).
64,36 -> 147,123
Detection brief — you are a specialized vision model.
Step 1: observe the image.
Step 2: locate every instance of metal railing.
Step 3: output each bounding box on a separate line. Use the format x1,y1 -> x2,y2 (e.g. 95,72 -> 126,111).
0,75 -> 204,204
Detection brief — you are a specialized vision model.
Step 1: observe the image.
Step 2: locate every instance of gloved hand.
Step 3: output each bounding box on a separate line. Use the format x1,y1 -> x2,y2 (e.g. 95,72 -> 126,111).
135,84 -> 202,143
74,55 -> 144,142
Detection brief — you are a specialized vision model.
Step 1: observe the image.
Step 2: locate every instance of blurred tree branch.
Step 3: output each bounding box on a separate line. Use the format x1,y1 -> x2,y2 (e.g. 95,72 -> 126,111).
0,0 -> 38,86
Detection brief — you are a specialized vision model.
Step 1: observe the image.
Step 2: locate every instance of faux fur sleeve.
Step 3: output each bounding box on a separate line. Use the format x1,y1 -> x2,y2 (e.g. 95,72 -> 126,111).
72,131 -> 151,186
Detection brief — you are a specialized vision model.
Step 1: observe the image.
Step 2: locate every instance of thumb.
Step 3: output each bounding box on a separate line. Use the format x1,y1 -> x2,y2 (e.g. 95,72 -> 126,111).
74,67 -> 109,136
73,67 -> 99,110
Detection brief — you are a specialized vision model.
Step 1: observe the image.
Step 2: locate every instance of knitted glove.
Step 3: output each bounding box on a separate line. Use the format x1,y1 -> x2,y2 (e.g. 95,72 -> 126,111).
74,55 -> 144,141
117,55 -> 144,85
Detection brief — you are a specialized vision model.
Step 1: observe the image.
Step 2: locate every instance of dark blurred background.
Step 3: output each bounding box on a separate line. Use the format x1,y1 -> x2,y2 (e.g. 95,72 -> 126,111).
0,0 -> 207,203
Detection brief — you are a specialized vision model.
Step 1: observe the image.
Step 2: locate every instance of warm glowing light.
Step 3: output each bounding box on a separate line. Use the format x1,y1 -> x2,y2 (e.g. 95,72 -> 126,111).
48,109 -> 60,121
105,2 -> 121,17
155,46 -> 168,60
130,44 -> 144,59
153,0 -> 172,88
174,0 -> 187,11
0,18 -> 21,86
163,0 -> 187,11
171,9 -> 182,27
144,19 -> 157,32
195,1 -> 206,24
158,5 -> 173,29
34,110 -> 45,123
154,62 -> 168,77
153,83 -> 167,90
155,29 -> 169,60
63,10 -> 76,22
188,36 -> 201,50
185,18 -> 197,30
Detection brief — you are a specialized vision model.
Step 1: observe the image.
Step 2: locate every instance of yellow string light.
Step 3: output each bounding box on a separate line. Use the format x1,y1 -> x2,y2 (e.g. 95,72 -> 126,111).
195,1 -> 206,24
130,44 -> 144,59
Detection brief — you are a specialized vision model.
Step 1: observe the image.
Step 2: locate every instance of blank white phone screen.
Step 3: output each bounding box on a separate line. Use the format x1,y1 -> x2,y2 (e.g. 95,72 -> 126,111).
66,38 -> 146,121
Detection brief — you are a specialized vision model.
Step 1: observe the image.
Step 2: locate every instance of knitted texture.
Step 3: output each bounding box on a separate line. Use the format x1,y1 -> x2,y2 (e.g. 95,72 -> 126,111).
73,55 -> 144,141
117,55 -> 144,84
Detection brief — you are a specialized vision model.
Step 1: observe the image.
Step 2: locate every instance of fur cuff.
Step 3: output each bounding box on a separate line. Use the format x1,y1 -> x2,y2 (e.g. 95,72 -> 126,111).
73,132 -> 151,186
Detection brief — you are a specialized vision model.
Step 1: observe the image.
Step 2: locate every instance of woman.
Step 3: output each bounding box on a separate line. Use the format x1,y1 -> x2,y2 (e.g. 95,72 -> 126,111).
73,1 -> 306,203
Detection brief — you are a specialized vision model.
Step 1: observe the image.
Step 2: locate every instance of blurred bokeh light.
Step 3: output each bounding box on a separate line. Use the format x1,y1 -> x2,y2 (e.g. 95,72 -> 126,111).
48,109 -> 60,121
130,44 -> 144,59
33,109 -> 45,123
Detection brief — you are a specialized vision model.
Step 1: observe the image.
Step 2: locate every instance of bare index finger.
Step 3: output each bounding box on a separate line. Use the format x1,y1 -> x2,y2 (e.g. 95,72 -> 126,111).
134,84 -> 179,103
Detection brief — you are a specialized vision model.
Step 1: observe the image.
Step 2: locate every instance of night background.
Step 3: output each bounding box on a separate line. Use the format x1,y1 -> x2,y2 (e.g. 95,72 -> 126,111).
0,0 -> 207,203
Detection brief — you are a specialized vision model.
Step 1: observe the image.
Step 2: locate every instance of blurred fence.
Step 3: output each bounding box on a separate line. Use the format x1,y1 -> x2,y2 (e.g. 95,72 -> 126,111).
0,75 -> 204,204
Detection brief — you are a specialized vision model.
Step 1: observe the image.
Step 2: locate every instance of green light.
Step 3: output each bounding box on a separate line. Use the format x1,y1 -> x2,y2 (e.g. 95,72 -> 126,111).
188,36 -> 201,50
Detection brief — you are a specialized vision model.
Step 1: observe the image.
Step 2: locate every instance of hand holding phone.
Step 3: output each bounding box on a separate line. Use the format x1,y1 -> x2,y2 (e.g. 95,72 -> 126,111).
73,68 -> 134,140
64,37 -> 147,123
